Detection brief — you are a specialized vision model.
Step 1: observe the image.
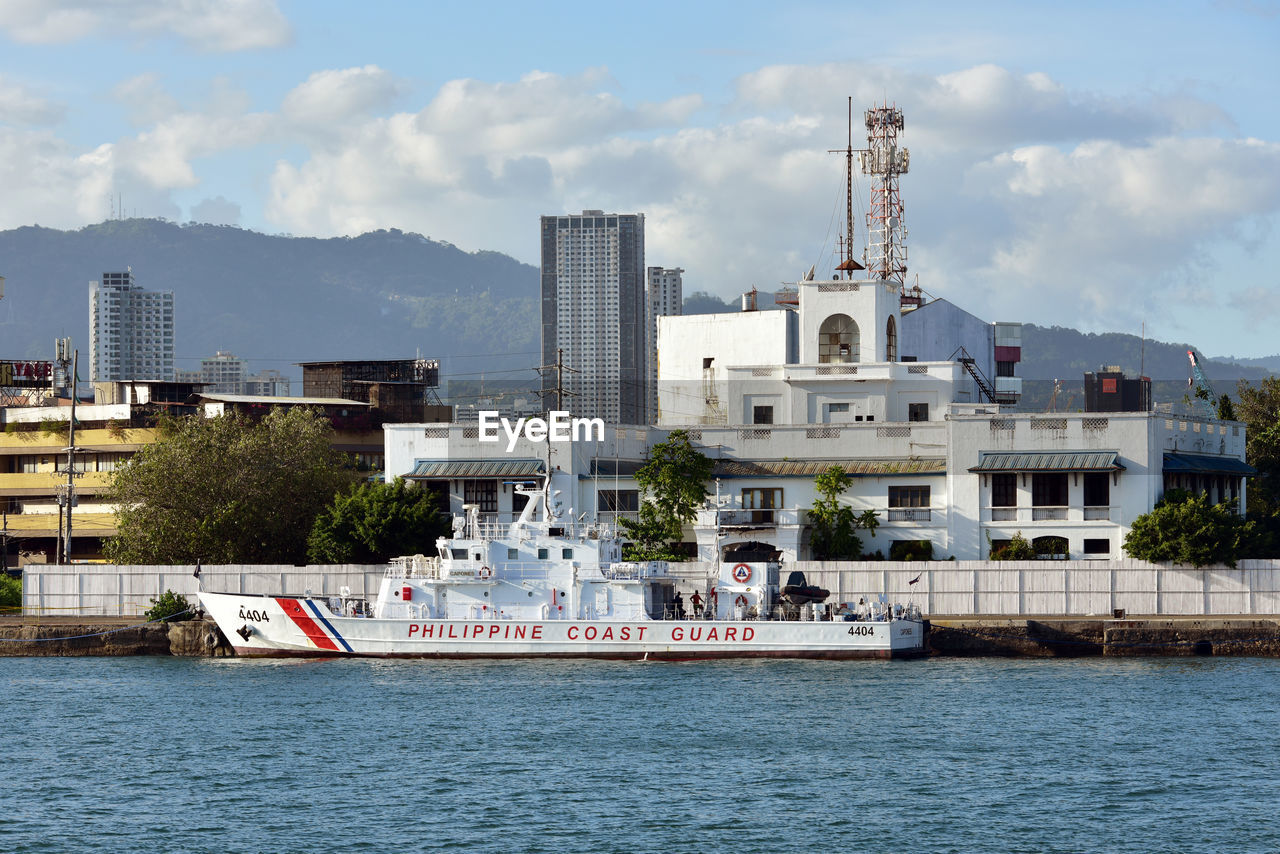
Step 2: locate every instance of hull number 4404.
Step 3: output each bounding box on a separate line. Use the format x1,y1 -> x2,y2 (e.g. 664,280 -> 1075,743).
238,606 -> 270,622
847,625 -> 875,637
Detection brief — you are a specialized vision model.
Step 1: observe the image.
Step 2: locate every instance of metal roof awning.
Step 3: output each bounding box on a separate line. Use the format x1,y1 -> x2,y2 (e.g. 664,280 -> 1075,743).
1163,453 -> 1256,477
405,459 -> 545,479
970,452 -> 1125,473
713,458 -> 945,478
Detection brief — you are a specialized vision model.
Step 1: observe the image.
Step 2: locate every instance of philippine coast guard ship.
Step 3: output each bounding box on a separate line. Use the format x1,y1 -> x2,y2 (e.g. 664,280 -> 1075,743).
200,473 -> 926,659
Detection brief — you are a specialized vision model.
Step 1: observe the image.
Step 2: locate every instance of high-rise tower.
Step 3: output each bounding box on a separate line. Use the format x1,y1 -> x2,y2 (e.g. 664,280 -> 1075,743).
89,269 -> 174,382
540,211 -> 646,424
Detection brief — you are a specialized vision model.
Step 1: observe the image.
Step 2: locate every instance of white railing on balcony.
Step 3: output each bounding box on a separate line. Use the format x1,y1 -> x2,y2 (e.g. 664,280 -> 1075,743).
1032,507 -> 1067,521
888,508 -> 932,522
990,507 -> 1017,522
1083,506 -> 1114,521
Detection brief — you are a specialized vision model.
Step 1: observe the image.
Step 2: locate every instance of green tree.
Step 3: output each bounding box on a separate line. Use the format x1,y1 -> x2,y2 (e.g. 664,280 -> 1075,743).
989,532 -> 1037,560
619,430 -> 714,561
808,466 -> 880,560
308,478 -> 449,564
1122,490 -> 1248,568
105,408 -> 357,564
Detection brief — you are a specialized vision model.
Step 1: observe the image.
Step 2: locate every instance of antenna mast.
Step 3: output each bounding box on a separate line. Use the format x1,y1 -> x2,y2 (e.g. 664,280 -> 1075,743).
828,97 -> 866,279
861,102 -> 910,283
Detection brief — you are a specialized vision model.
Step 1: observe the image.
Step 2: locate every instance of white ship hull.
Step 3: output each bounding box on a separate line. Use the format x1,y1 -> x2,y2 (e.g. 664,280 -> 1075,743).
200,592 -> 926,660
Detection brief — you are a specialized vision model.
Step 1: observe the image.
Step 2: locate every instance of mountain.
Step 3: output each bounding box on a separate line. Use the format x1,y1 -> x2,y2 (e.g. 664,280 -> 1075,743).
0,218 -> 539,379
1,221 -> 1273,398
1019,325 -> 1273,383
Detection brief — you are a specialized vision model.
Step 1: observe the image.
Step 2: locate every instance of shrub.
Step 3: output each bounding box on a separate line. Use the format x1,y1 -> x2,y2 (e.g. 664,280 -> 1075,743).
0,574 -> 21,613
145,589 -> 192,622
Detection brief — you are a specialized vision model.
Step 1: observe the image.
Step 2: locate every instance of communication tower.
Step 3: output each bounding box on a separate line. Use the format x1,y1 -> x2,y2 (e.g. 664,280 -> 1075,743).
860,104 -> 910,283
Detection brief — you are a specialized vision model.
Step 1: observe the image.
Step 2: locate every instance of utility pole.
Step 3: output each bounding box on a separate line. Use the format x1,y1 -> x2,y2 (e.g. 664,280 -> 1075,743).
60,350 -> 81,565
535,347 -> 578,416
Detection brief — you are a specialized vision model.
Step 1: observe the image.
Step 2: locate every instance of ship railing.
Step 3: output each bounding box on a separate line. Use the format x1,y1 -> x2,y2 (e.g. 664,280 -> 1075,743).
387,555 -> 442,579
471,518 -> 618,541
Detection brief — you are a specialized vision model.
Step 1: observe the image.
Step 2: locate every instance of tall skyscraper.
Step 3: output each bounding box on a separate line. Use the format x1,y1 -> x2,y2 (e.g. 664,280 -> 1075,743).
540,210 -> 645,424
646,266 -> 683,424
88,269 -> 174,382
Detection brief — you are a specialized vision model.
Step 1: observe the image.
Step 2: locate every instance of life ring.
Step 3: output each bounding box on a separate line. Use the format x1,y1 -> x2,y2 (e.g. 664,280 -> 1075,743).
479,566 -> 492,579
731,563 -> 752,583
734,594 -> 748,610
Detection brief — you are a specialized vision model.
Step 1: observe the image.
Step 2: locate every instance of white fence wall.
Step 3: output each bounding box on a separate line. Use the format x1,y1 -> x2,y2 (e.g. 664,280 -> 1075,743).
22,559 -> 1280,617
23,565 -> 385,617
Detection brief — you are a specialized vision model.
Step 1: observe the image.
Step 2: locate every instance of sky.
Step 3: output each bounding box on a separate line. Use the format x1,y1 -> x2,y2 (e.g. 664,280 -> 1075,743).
1,0 -> 1279,357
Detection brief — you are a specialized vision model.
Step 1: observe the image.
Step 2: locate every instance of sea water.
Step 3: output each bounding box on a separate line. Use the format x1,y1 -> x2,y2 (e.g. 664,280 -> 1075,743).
2,656 -> 1278,853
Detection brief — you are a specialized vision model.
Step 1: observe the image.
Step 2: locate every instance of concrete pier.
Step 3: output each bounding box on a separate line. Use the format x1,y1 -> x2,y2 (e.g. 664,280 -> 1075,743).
927,616 -> 1280,657
0,616 -> 234,657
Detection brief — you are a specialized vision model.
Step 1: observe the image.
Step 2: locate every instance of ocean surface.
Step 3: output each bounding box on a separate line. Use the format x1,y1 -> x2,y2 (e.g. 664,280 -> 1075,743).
2,655 -> 1278,853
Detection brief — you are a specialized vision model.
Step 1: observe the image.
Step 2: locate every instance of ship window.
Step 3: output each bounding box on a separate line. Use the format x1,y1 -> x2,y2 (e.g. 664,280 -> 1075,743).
537,548 -> 549,560
507,548 -> 518,560
450,548 -> 467,559
562,548 -> 573,559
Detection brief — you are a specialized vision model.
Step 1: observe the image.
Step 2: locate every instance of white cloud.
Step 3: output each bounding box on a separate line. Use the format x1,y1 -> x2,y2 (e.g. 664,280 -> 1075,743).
190,195 -> 241,225
2,58 -> 1278,347
282,65 -> 401,127
0,75 -> 64,125
0,0 -> 290,51
111,74 -> 181,127
0,128 -> 114,227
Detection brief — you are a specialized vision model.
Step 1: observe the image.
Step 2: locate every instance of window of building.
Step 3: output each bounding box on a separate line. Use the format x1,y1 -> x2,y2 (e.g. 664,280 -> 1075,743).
818,314 -> 859,363
908,403 -> 929,422
741,488 -> 782,523
828,402 -> 849,413
463,479 -> 498,513
991,473 -> 1017,507
753,405 -> 774,425
996,361 -> 1016,377
885,315 -> 897,362
889,485 -> 930,508
1083,473 -> 1110,507
597,489 -> 639,512
1033,536 -> 1068,558
1032,473 -> 1068,506
1083,538 -> 1110,555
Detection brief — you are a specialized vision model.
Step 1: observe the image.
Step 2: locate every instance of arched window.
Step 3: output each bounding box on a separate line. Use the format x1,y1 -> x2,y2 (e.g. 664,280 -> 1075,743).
818,314 -> 859,363
885,314 -> 897,362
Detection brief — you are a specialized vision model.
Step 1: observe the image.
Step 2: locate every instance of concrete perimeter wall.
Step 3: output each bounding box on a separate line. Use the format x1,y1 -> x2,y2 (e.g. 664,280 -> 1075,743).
21,559 -> 1280,617
23,565 -> 385,617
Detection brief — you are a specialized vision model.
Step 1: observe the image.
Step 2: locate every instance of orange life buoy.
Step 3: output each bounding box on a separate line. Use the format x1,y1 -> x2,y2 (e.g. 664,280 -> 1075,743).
734,594 -> 748,609
731,563 -> 752,583
479,566 -> 492,578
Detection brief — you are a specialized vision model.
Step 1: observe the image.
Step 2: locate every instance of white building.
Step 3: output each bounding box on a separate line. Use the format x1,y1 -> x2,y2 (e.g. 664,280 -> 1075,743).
383,267 -> 1248,563
540,211 -> 646,424
88,269 -> 174,382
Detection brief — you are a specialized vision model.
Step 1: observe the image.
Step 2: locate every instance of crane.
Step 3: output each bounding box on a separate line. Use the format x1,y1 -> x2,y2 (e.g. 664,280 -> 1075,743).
1186,349 -> 1218,420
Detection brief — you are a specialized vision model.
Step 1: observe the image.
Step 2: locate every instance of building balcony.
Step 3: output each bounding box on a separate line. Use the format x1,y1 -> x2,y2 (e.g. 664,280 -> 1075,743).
0,471 -> 114,497
981,506 -> 1119,524
888,508 -> 932,522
